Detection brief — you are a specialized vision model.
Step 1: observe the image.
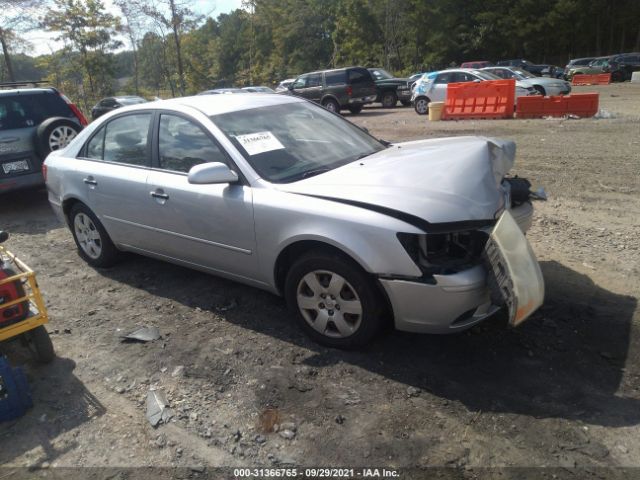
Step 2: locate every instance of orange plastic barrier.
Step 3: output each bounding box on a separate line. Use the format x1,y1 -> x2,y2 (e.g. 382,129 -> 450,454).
516,93 -> 599,118
442,79 -> 515,120
572,73 -> 611,85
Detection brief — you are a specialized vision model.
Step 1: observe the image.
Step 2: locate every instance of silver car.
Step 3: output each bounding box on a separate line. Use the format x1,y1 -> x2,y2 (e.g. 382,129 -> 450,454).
411,69 -> 538,115
45,94 -> 544,348
482,67 -> 572,96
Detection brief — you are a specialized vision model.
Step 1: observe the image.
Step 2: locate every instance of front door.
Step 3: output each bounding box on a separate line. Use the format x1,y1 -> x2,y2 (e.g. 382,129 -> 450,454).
145,112 -> 258,281
291,73 -> 323,104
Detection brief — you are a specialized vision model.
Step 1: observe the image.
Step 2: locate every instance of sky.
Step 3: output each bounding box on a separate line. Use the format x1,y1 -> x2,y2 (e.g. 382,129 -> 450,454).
22,0 -> 244,56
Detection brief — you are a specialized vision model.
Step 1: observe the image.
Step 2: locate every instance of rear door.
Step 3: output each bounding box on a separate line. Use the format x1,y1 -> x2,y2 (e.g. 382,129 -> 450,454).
73,112 -> 154,249
347,68 -> 377,99
430,72 -> 455,101
145,111 -> 258,280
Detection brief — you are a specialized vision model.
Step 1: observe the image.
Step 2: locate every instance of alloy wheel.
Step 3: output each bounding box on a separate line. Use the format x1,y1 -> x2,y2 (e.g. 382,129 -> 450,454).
74,213 -> 102,259
296,270 -> 363,338
49,125 -> 78,151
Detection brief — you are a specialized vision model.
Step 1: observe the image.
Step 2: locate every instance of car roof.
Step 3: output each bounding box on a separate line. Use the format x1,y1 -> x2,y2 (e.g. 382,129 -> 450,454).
149,93 -> 303,116
0,87 -> 57,96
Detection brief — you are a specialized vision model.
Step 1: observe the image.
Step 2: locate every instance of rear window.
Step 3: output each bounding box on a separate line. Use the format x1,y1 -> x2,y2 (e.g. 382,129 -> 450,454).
0,92 -> 74,131
325,70 -> 347,85
347,68 -> 373,85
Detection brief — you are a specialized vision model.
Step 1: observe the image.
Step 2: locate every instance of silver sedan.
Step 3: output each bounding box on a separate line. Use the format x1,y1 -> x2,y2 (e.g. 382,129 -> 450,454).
44,94 -> 544,348
482,66 -> 572,96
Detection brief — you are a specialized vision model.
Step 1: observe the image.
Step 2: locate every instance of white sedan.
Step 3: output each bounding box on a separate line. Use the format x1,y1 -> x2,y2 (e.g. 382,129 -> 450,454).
482,66 -> 572,96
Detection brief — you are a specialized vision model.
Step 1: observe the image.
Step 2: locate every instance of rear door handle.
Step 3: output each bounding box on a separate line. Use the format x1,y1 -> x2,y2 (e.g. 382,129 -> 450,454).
83,177 -> 97,186
150,190 -> 169,200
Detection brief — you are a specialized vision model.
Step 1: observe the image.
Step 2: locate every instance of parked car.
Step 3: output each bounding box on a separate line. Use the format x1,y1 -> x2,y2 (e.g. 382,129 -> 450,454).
565,56 -> 612,80
197,88 -> 246,95
482,66 -> 571,96
604,53 -> 640,82
91,96 -> 147,121
411,69 -> 537,115
461,61 -> 493,69
562,57 -> 596,79
497,59 -> 561,78
275,79 -> 295,92
44,93 -> 544,348
367,68 -> 412,107
284,67 -> 377,114
0,83 -> 86,194
242,86 -> 275,93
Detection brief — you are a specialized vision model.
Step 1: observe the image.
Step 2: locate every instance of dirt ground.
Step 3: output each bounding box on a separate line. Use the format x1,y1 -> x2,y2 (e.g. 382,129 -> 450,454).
0,83 -> 639,477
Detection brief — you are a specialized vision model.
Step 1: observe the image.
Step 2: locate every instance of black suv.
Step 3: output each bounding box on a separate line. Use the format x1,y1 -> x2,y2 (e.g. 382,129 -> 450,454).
367,68 -> 412,108
604,53 -> 640,82
0,82 -> 86,194
285,67 -> 377,114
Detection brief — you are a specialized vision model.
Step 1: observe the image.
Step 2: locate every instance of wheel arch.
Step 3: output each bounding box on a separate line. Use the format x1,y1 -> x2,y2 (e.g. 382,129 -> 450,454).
320,94 -> 341,107
274,239 -> 394,324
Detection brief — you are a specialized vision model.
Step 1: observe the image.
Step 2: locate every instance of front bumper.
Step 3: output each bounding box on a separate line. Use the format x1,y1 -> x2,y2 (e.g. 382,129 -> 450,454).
381,265 -> 498,334
397,88 -> 412,100
0,171 -> 44,194
382,207 -> 541,334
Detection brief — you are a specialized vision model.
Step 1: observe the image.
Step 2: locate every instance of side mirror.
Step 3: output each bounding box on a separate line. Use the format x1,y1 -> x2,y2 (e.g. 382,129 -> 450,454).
188,162 -> 239,185
473,79 -> 482,83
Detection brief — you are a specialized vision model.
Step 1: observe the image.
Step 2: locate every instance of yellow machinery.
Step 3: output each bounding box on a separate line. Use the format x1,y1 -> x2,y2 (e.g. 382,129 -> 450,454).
0,231 -> 54,363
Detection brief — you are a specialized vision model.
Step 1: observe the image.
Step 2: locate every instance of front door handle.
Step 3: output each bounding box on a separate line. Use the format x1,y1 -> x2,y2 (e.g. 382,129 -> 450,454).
150,190 -> 169,200
83,177 -> 97,186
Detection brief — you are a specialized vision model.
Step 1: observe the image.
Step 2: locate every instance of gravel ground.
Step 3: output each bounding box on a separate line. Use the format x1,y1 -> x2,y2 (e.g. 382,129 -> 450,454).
0,83 -> 639,477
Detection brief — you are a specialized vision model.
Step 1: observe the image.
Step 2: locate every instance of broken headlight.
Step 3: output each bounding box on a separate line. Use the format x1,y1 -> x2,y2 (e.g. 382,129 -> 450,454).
397,230 -> 490,276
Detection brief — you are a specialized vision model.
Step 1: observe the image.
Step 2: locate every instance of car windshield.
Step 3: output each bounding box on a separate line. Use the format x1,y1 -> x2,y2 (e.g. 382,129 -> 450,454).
512,69 -> 536,79
369,69 -> 393,80
211,102 -> 385,183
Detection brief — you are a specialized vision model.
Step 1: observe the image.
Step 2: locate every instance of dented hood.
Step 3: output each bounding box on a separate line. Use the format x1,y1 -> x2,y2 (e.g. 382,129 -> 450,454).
278,136 -> 515,226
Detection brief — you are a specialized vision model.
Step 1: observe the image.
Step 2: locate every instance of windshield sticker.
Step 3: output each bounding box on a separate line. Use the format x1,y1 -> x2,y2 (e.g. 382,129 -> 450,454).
235,131 -> 285,156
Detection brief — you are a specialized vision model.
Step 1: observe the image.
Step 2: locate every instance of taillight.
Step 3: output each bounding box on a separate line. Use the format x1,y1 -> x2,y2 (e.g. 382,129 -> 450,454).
42,162 -> 47,182
59,92 -> 88,126
346,85 -> 353,96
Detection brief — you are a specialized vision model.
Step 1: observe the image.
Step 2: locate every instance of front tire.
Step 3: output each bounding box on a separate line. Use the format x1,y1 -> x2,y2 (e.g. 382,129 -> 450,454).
285,251 -> 385,349
69,203 -> 120,268
534,85 -> 546,96
401,100 -> 411,107
414,96 -> 430,115
348,105 -> 363,114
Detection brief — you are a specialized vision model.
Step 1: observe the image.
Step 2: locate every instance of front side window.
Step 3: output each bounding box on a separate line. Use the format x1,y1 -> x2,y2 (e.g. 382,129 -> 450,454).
348,68 -> 372,84
158,114 -> 227,173
102,113 -> 151,166
293,75 -> 308,89
211,102 -> 385,183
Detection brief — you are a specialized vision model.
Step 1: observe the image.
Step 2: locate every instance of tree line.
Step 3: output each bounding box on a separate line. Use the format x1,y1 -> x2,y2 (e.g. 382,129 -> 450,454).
1,0 -> 639,112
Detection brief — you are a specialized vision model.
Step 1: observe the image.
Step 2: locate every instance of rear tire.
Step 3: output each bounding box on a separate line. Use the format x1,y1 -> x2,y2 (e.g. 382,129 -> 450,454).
69,203 -> 120,268
285,251 -> 385,349
322,98 -> 340,113
414,96 -> 430,115
381,91 -> 398,108
35,118 -> 81,159
25,326 -> 55,364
